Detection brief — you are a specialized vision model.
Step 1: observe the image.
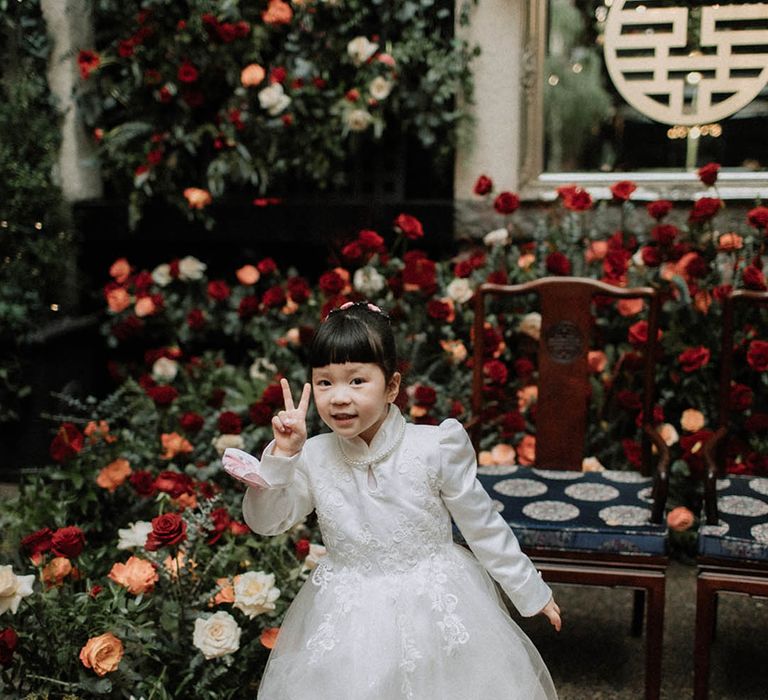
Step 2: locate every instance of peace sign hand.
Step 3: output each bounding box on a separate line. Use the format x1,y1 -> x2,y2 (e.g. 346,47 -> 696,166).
272,378 -> 311,458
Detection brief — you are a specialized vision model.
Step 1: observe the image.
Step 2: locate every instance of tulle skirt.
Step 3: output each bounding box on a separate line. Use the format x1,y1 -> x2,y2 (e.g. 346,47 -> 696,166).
258,545 -> 557,699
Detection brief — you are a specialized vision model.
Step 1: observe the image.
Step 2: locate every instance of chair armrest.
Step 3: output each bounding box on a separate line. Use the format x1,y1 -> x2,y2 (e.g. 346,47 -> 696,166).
701,425 -> 728,526
643,423 -> 670,524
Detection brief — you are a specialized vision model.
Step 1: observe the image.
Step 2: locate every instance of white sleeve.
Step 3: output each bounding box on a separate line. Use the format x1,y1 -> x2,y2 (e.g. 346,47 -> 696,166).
223,443 -> 314,536
438,419 -> 552,617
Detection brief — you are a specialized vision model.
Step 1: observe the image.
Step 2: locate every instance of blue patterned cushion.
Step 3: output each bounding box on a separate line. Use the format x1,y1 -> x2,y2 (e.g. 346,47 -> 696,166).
475,466 -> 667,555
698,475 -> 768,562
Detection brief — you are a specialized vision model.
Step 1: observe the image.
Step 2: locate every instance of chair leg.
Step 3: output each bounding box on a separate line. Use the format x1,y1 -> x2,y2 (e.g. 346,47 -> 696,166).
694,576 -> 717,700
643,580 -> 665,700
631,589 -> 645,637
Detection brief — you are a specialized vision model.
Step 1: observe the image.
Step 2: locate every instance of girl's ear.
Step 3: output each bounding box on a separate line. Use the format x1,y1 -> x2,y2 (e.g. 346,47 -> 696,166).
386,371 -> 401,403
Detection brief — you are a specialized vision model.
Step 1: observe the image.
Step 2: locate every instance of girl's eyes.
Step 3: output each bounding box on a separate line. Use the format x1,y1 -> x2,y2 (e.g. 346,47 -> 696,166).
351,377 -> 365,385
314,377 -> 366,386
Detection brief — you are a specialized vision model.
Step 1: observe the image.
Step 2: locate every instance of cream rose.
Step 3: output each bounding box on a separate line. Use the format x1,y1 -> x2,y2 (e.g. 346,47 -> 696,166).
302,544 -> 328,572
353,266 -> 386,296
152,357 -> 178,382
369,76 -> 393,100
347,36 -> 378,65
178,255 -> 207,281
151,263 -> 172,286
483,228 -> 510,247
345,108 -> 373,132
117,521 -> 153,550
517,312 -> 542,341
213,434 -> 245,456
193,611 -> 242,660
681,409 -> 706,433
233,571 -> 281,619
258,83 -> 291,116
0,565 -> 34,615
582,456 -> 605,472
658,423 -> 680,446
249,358 -> 278,382
446,278 -> 474,304
79,632 -> 124,676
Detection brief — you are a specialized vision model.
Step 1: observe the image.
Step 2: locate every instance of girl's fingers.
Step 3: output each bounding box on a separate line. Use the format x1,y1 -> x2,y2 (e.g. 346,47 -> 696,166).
280,377 -> 295,411
297,382 -> 311,415
272,415 -> 287,434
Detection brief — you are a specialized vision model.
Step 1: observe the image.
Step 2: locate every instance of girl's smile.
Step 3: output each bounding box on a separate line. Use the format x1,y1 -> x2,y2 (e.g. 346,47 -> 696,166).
312,362 -> 400,444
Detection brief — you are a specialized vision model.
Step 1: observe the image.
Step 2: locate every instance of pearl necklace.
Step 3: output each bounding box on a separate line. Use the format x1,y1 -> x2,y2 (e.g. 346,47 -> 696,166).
336,417 -> 406,470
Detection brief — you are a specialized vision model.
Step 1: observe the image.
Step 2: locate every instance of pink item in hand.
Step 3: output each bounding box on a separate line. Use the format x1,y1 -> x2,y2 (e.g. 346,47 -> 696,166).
222,448 -> 269,489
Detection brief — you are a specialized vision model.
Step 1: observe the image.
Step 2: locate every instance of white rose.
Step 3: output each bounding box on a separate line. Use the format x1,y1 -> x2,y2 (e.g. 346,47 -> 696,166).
117,521 -> 153,550
517,312 -> 542,341
151,263 -> 172,287
483,228 -> 510,247
178,255 -> 207,281
369,76 -> 393,101
0,565 -> 35,615
345,108 -> 373,132
347,36 -> 378,66
152,357 -> 178,382
302,544 -> 328,573
213,434 -> 245,456
192,611 -> 242,660
249,358 -> 278,382
353,266 -> 386,296
446,278 -> 474,304
233,571 -> 281,619
258,83 -> 291,116
581,456 -> 605,472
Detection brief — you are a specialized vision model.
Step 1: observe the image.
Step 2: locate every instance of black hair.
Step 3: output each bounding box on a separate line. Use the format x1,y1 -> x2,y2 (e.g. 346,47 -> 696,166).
308,303 -> 397,379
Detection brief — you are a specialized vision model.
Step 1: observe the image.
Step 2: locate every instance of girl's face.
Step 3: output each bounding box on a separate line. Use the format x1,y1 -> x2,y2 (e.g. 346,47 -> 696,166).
311,362 -> 401,445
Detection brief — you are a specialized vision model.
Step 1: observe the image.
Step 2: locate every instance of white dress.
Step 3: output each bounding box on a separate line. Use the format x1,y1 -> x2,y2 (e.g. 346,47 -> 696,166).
225,405 -> 557,699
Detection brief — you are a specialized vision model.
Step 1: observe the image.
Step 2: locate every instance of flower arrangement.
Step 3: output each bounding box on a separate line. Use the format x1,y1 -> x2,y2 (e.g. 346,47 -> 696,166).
76,0 -> 477,225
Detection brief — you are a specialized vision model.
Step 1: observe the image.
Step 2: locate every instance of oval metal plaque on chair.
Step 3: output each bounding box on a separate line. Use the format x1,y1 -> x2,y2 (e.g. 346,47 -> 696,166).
544,321 -> 583,363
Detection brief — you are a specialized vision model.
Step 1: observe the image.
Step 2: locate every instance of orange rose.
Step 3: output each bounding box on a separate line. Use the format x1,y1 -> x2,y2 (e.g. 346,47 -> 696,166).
161,432 -> 194,459
478,451 -> 494,467
172,492 -> 198,510
587,350 -> 607,373
585,240 -> 608,263
409,405 -> 428,418
517,253 -> 535,269
667,506 -> 694,532
96,458 -> 132,492
262,0 -> 292,24
42,557 -> 73,587
134,296 -> 157,317
680,409 -> 705,433
106,287 -> 131,313
183,187 -> 212,209
616,298 -> 644,317
211,577 -> 235,606
439,339 -> 468,364
84,420 -> 116,444
281,299 -> 299,316
516,385 -> 538,412
516,434 -> 536,466
108,556 -> 159,595
79,632 -> 124,677
236,264 -> 260,285
240,63 -> 266,88
717,232 -> 743,251
109,258 -> 131,283
693,289 -> 712,315
163,550 -> 196,580
260,627 -> 280,649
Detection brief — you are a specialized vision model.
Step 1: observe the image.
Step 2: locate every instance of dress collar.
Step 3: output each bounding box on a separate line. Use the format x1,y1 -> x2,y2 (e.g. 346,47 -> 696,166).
336,404 -> 406,470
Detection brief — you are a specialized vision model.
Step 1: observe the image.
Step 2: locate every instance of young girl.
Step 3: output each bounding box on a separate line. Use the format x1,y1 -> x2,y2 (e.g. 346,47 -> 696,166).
223,302 -> 560,699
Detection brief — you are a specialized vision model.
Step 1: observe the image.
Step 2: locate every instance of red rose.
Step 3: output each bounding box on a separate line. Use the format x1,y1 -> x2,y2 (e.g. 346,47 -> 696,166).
486,270 -> 509,285
684,254 -> 709,279
514,358 -> 534,378
697,162 -> 720,186
426,299 -> 454,322
238,296 -> 260,319
742,265 -> 768,291
358,230 -> 385,252
454,259 -> 473,278
51,526 -> 85,558
229,521 -> 250,535
287,276 -> 311,303
77,49 -> 101,79
689,197 -> 722,223
262,383 -> 284,408
49,422 -> 84,462
646,200 -> 673,220
180,412 -> 204,433
747,206 -> 768,231
729,383 -> 753,411
651,224 -> 679,246
562,188 -> 593,212
318,270 -> 345,296
218,411 -> 243,434
154,471 -> 194,498
678,346 -> 711,372
295,538 -> 310,558
207,280 -> 231,301
177,61 -> 199,83
262,285 -> 287,309
20,528 -> 53,564
493,191 -> 520,215
206,508 -> 232,545
545,251 -> 571,276
621,439 -> 642,468
187,308 -> 206,330
402,253 -> 437,294
712,284 -> 733,303
483,359 -> 509,385
146,385 -> 178,406
473,175 -> 493,196
628,320 -> 662,348
145,513 -> 187,551
249,401 -> 273,426
257,258 -> 277,274
747,340 -> 768,372
617,389 -> 642,411
609,180 -> 637,202
603,248 -> 631,278
500,411 -> 526,435
680,430 -> 714,474
0,628 -> 18,667
414,385 -> 437,407
394,213 -> 424,240
129,470 -> 157,497
640,246 -> 661,267
341,241 -> 363,262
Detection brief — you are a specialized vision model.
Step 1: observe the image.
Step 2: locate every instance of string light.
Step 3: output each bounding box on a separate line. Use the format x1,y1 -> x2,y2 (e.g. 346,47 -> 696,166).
666,123 -> 722,139
34,222 -> 43,230
548,74 -> 560,86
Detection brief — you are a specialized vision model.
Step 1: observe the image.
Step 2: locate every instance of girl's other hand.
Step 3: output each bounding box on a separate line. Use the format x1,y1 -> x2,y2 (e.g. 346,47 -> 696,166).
540,598 -> 562,632
272,378 -> 311,457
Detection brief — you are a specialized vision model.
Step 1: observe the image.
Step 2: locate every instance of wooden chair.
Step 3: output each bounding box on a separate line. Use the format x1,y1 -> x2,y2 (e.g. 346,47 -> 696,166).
694,289 -> 768,699
469,277 -> 670,700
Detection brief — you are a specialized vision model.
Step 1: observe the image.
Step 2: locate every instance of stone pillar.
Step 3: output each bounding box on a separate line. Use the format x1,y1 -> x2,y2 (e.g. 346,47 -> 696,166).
41,0 -> 102,201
